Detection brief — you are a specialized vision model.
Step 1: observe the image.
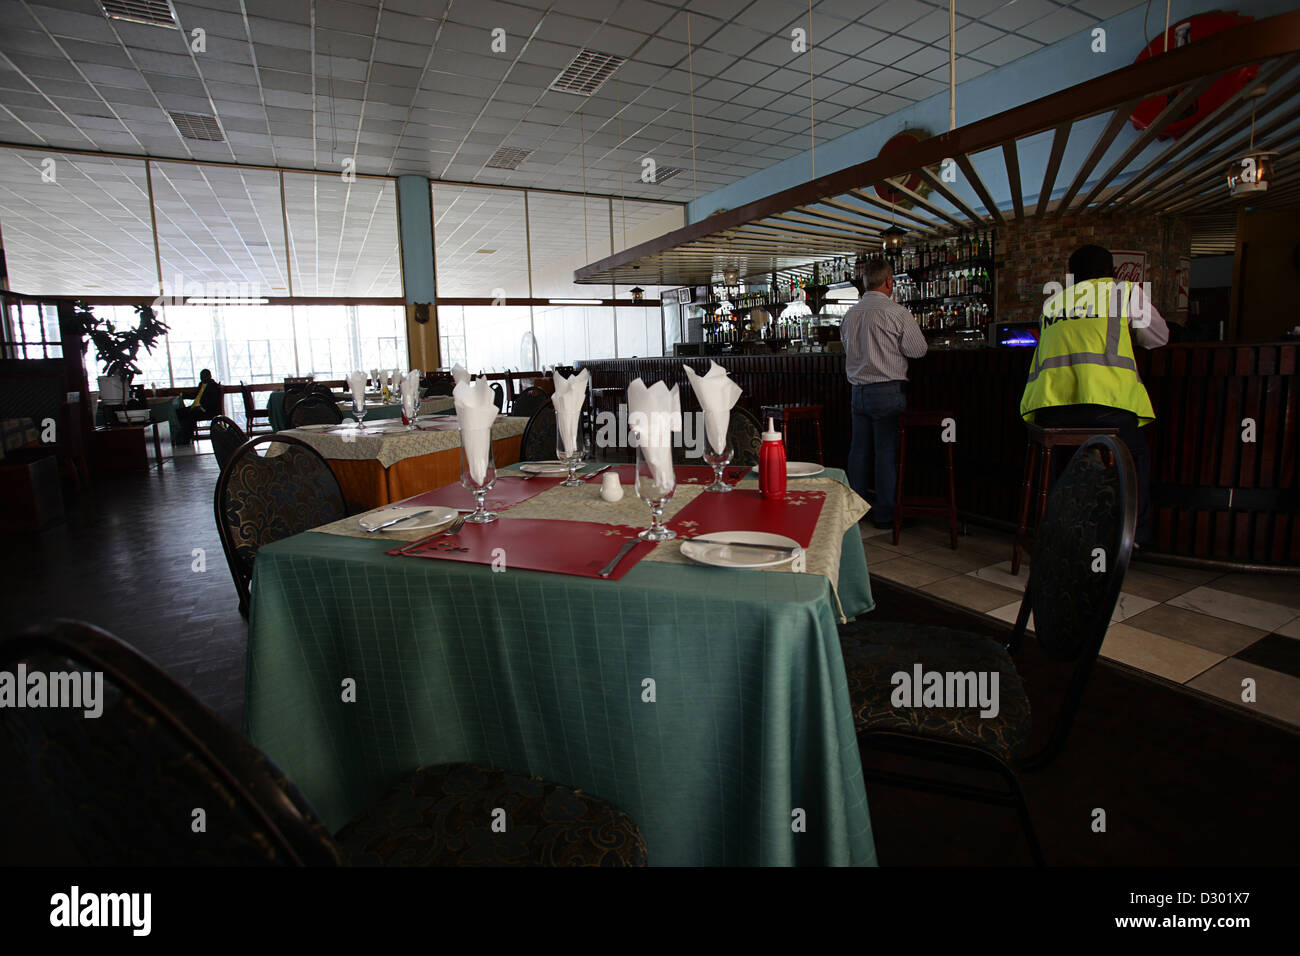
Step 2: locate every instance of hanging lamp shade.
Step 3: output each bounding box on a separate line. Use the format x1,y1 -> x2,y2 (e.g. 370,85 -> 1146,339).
1226,150 -> 1276,196
881,225 -> 908,252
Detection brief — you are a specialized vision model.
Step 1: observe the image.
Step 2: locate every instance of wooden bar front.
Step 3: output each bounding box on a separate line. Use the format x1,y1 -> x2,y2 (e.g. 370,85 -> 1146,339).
577,344 -> 1299,566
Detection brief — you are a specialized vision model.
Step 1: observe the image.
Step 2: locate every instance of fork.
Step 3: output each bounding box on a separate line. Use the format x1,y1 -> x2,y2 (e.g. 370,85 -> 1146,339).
397,514 -> 466,554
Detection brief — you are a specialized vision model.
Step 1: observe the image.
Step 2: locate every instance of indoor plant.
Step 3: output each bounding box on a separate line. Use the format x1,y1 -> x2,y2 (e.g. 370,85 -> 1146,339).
78,301 -> 169,412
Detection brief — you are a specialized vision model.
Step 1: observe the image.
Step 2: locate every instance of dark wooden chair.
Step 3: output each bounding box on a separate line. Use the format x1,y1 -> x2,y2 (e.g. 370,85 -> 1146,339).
189,381 -> 225,445
209,414 -> 246,470
519,402 -> 557,462
760,403 -> 824,464
287,395 -> 343,428
839,436 -> 1136,866
489,381 -> 505,412
893,410 -> 959,549
214,433 -> 347,617
0,621 -> 647,867
282,383 -> 334,423
510,385 -> 549,420
239,382 -> 272,433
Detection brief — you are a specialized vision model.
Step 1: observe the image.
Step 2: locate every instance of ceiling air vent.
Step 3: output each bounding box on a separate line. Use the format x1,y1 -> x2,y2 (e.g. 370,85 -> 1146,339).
651,165 -> 685,184
101,0 -> 177,28
549,50 -> 626,96
485,146 -> 532,170
169,111 -> 224,142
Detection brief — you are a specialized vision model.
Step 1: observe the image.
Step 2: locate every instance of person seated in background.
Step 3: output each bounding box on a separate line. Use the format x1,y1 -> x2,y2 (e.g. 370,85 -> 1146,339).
165,369 -> 223,445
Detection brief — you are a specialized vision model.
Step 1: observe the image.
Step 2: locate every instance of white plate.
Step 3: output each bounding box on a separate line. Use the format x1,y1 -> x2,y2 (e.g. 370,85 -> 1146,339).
294,423 -> 337,432
520,460 -> 570,475
357,505 -> 457,532
749,461 -> 824,478
679,531 -> 803,569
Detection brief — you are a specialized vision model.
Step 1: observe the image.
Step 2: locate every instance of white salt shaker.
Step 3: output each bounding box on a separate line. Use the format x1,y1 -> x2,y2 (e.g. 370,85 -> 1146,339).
600,471 -> 624,502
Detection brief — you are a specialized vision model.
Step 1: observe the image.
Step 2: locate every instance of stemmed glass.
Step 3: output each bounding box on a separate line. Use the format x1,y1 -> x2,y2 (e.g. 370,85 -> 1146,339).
556,423 -> 588,487
351,395 -> 368,432
401,390 -> 420,430
703,438 -> 734,493
634,438 -> 677,541
460,438 -> 498,523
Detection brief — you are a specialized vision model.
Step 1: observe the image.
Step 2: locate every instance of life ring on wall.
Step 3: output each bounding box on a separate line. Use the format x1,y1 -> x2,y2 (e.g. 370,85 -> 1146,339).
1129,11 -> 1258,139
873,128 -> 934,207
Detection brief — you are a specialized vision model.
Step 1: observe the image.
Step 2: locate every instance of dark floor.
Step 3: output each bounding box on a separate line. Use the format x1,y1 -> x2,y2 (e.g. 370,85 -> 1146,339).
1,448 -> 247,728
4,450 -> 1298,865
863,578 -> 1300,865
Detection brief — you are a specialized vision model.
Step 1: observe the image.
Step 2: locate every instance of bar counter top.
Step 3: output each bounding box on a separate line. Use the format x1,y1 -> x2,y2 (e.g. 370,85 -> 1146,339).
577,343 -> 1299,567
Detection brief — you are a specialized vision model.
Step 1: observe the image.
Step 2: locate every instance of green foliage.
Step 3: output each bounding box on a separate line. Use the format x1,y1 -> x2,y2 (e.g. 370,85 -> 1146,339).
78,301 -> 170,383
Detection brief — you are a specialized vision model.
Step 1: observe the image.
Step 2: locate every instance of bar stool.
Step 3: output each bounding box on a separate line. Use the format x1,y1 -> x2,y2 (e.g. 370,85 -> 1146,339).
894,411 -> 958,549
1012,423 -> 1120,574
760,403 -> 824,464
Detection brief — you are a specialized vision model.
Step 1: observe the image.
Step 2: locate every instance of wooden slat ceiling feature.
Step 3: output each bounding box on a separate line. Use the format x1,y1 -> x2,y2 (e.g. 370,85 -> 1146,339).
574,11 -> 1300,287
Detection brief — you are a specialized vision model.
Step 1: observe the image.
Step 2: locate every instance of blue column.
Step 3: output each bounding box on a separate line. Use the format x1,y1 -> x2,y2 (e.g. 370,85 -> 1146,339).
396,174 -> 439,368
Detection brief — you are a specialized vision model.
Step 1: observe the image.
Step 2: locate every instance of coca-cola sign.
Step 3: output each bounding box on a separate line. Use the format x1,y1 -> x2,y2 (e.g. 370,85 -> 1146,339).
1112,250 -> 1148,284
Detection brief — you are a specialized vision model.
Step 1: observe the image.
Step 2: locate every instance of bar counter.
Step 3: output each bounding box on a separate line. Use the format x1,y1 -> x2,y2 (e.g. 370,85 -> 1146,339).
577,343 -> 1299,567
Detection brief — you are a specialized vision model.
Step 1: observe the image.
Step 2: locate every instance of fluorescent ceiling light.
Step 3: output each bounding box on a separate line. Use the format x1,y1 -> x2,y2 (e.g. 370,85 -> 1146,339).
185,297 -> 270,305
548,298 -> 603,305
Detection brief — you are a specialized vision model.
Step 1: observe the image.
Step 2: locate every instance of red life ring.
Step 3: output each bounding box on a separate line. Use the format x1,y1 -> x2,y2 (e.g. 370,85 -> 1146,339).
1130,11 -> 1258,139
873,128 -> 934,206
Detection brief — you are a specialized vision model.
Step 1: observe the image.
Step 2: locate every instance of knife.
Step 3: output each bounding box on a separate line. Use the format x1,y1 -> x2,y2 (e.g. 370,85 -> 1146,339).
598,539 -> 641,578
688,538 -> 803,554
364,509 -> 434,533
585,464 -> 613,480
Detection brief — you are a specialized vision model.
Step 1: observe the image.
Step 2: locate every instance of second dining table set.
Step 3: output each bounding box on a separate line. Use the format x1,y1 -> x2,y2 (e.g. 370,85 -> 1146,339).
243,361 -> 878,866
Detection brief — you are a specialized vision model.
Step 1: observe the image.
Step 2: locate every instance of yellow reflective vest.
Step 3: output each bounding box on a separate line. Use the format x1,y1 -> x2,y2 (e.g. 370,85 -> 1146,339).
1020,278 -> 1156,425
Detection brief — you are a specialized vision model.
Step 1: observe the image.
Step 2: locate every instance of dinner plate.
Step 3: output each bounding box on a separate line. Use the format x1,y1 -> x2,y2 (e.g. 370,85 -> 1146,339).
749,461 -> 824,478
519,460 -> 570,475
679,531 -> 803,569
357,505 -> 457,532
294,423 -> 337,432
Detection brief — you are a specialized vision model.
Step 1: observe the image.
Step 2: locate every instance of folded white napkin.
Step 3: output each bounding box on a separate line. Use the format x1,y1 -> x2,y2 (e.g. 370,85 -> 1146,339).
454,374 -> 498,484
451,364 -> 470,386
683,361 -> 742,455
401,369 -> 421,409
552,368 -> 590,456
347,371 -> 368,407
627,378 -> 680,496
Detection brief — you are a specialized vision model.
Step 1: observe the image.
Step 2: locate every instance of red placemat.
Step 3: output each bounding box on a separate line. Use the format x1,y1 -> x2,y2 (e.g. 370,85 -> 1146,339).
667,488 -> 825,545
386,518 -> 655,580
400,476 -> 561,512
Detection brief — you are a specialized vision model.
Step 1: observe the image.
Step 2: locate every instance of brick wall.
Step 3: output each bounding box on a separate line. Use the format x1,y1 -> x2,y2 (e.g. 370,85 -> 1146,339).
994,212 -> 1191,326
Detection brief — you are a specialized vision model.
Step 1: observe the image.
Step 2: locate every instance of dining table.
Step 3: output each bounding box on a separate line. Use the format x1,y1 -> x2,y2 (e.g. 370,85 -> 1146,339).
277,414 -> 527,510
243,462 -> 877,866
266,392 -> 456,432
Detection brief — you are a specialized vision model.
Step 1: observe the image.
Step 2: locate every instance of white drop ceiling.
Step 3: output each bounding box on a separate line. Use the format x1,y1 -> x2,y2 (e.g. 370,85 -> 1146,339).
0,0 -> 1140,199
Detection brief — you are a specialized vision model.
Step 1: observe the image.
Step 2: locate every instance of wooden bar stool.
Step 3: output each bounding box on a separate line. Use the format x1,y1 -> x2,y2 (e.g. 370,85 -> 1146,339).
894,411 -> 958,549
1012,423 -> 1120,574
760,403 -> 824,464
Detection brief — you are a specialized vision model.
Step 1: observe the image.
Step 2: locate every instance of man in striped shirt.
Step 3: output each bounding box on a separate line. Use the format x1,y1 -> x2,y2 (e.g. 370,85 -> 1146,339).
842,257 -> 928,528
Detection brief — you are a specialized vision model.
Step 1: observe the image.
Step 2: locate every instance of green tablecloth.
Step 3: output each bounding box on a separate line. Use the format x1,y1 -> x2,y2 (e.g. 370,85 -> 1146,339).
244,468 -> 876,866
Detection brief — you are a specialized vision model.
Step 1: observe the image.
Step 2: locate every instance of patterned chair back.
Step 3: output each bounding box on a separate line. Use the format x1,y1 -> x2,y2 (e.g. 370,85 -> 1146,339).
519,402 -> 557,462
287,395 -> 343,428
282,382 -> 333,419
728,407 -> 763,466
214,434 -> 347,615
511,385 -> 549,420
1013,434 -> 1135,764
489,381 -> 505,412
0,621 -> 342,865
209,415 -> 247,469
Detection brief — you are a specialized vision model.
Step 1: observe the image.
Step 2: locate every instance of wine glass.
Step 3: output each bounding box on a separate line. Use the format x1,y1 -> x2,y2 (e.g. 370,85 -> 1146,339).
460,436 -> 498,523
401,390 -> 420,429
703,438 -> 734,493
351,395 -> 368,432
633,438 -> 676,541
555,422 -> 587,487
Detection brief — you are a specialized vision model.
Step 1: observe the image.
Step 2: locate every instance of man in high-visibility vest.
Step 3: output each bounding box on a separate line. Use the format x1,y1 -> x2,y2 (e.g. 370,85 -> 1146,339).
1020,245 -> 1169,546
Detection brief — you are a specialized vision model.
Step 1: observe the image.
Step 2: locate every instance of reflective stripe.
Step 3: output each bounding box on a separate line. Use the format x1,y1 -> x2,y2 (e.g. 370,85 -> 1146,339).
1026,281 -> 1129,384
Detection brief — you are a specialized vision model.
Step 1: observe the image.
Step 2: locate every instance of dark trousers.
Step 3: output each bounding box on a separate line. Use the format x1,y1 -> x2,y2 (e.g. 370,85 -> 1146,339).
1034,404 -> 1152,545
847,380 -> 907,522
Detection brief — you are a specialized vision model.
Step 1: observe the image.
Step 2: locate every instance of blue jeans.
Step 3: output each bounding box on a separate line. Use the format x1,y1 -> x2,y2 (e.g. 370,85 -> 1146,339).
848,381 -> 907,522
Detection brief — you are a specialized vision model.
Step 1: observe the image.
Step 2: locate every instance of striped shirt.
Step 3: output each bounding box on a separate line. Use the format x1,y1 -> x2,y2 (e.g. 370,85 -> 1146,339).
841,291 -> 928,385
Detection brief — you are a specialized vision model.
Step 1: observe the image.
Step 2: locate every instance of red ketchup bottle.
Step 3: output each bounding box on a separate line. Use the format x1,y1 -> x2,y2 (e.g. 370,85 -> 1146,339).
759,417 -> 787,500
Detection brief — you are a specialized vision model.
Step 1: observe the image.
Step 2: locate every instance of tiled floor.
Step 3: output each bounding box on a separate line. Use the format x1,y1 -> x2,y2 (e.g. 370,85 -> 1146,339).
862,519 -> 1300,730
